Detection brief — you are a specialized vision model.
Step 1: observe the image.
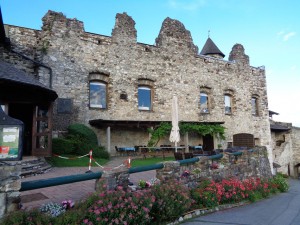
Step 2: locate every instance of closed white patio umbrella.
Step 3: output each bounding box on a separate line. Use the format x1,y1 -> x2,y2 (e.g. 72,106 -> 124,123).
169,95 -> 180,152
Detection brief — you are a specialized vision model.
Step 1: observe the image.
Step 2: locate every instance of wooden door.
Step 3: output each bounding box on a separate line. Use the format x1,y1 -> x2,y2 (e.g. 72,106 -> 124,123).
32,103 -> 53,157
203,135 -> 214,151
233,133 -> 254,148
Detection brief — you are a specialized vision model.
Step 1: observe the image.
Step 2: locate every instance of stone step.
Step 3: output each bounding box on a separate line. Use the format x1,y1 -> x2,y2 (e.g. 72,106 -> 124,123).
21,165 -> 52,178
20,157 -> 52,178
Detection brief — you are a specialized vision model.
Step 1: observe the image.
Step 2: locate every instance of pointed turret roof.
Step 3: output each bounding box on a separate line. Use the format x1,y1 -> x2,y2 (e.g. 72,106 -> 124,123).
200,37 -> 225,58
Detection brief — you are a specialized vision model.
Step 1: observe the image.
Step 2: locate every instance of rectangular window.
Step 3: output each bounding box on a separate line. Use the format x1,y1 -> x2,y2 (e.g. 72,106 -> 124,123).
90,82 -> 107,109
251,97 -> 258,116
138,86 -> 151,110
224,95 -> 232,114
200,92 -> 209,113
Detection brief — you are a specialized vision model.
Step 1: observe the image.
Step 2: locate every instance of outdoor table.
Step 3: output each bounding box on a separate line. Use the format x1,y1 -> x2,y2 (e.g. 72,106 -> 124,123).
118,147 -> 136,155
138,146 -> 186,159
190,145 -> 203,150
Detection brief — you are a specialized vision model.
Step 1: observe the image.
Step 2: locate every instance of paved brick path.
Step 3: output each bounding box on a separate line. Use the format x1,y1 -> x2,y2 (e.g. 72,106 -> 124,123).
20,157 -> 155,210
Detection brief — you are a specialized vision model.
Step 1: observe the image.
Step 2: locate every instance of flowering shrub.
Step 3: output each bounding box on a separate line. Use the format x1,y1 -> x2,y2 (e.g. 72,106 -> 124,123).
139,179 -> 151,189
1,209 -> 52,225
150,180 -> 193,223
83,186 -> 155,225
210,162 -> 219,170
1,175 -> 289,225
270,173 -> 289,192
62,199 -> 75,210
191,175 -> 289,208
39,202 -> 66,217
190,179 -> 219,208
181,170 -> 191,178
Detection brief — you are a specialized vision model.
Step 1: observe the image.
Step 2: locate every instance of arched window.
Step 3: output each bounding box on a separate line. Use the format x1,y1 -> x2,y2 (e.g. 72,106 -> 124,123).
224,94 -> 232,114
251,96 -> 259,116
89,81 -> 107,109
138,86 -> 152,110
200,92 -> 209,113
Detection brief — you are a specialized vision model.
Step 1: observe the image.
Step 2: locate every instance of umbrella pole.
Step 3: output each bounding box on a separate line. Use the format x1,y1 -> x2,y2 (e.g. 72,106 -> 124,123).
175,142 -> 177,153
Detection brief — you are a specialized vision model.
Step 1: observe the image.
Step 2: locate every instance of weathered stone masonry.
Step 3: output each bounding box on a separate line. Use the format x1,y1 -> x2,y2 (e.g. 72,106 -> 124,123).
3,11 -> 272,163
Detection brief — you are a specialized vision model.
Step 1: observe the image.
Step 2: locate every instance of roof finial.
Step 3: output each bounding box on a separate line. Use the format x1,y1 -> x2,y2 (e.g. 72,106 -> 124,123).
208,30 -> 210,38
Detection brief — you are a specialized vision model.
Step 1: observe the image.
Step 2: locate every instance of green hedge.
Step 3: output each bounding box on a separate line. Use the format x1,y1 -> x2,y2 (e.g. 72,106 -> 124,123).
52,138 -> 75,154
67,123 -> 98,145
51,123 -> 110,159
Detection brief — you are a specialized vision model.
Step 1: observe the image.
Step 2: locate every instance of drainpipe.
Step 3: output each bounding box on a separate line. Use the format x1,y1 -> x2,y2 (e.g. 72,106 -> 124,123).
10,49 -> 53,89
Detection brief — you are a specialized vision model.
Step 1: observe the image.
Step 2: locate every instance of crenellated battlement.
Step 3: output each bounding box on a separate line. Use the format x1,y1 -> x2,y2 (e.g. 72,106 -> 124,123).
6,10 -> 257,68
41,10 -> 84,38
155,17 -> 199,55
229,44 -> 250,66
111,12 -> 137,45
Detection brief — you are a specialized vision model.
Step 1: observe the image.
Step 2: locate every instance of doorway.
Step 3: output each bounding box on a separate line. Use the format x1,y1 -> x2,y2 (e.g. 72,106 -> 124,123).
8,103 -> 33,156
203,134 -> 214,151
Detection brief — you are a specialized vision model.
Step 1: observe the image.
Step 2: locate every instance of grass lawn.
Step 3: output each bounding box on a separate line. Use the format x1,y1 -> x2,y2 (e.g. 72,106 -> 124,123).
45,155 -> 109,167
131,156 -> 175,167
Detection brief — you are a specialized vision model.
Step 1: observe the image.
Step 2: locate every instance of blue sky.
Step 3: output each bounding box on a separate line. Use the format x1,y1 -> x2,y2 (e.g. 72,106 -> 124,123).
1,0 -> 299,126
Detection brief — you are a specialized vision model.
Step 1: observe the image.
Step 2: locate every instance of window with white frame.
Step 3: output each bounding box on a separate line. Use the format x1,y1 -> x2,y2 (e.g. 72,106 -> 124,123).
224,94 -> 232,114
89,81 -> 107,109
138,86 -> 151,110
200,92 -> 209,113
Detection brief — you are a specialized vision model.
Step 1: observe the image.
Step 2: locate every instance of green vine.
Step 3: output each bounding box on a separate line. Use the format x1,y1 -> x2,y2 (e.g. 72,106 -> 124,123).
147,122 -> 172,147
147,122 -> 225,147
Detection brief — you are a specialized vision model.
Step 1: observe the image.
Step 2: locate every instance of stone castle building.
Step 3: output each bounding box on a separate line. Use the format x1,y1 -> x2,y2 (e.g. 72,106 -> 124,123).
1,10 -> 274,168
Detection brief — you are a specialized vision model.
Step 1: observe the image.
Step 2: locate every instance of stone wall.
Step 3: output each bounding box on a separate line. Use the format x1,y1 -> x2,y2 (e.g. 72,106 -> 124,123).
97,146 -> 272,192
292,127 -> 300,177
292,127 -> 300,161
2,11 -> 271,162
272,132 -> 293,175
157,146 -> 272,184
0,162 -> 21,220
269,120 -> 300,177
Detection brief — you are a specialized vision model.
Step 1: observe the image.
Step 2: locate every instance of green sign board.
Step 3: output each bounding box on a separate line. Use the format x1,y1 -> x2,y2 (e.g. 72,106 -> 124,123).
0,125 -> 21,160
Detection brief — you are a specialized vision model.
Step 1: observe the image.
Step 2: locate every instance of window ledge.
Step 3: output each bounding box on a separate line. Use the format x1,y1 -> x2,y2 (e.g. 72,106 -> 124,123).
89,107 -> 107,110
138,106 -> 150,111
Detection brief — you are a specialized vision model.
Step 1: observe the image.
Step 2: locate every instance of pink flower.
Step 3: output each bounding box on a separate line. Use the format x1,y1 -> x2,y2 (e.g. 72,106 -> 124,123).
142,206 -> 150,213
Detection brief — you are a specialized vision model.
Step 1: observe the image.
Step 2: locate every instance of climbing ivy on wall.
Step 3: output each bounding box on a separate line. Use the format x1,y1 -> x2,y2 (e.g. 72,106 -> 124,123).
147,122 -> 225,147
147,122 -> 172,147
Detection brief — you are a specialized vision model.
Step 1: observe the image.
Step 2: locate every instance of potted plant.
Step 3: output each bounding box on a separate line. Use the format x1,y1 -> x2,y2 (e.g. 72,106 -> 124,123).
216,144 -> 223,154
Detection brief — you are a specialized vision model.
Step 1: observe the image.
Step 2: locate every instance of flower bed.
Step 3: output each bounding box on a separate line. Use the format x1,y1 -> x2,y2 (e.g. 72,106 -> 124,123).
2,174 -> 289,225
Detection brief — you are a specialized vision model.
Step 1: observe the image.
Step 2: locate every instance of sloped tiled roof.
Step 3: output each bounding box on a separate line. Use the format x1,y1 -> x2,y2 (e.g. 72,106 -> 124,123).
0,60 -> 57,100
270,124 -> 291,131
200,37 -> 225,58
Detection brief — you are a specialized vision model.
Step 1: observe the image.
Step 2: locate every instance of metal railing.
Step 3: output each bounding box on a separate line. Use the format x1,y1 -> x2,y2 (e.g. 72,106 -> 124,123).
20,154 -> 224,191
20,172 -> 102,191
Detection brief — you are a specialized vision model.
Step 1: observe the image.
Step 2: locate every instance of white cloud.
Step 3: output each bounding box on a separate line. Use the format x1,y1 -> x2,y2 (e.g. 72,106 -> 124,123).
277,30 -> 296,41
277,30 -> 285,36
168,0 -> 206,11
283,32 -> 296,41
